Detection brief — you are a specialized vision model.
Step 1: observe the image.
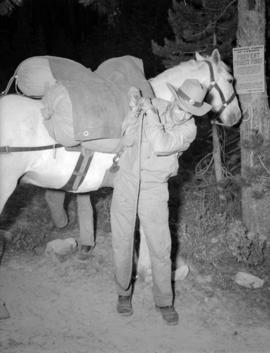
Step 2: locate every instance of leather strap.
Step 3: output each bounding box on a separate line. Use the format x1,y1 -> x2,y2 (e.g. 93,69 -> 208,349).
61,151 -> 94,192
0,144 -> 63,153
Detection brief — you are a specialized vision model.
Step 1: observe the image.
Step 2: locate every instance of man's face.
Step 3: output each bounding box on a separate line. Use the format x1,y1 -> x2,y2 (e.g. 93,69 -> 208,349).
167,101 -> 191,123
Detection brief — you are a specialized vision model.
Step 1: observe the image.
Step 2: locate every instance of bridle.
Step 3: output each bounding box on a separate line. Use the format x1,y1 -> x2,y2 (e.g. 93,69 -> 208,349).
203,60 -> 236,115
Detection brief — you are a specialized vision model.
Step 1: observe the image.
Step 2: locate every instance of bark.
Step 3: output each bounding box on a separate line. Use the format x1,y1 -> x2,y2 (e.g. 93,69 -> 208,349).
212,30 -> 226,205
212,123 -> 226,204
237,0 -> 270,237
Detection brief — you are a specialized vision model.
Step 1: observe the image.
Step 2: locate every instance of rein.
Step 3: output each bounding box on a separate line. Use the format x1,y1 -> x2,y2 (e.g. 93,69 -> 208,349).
0,144 -> 63,153
203,60 -> 236,115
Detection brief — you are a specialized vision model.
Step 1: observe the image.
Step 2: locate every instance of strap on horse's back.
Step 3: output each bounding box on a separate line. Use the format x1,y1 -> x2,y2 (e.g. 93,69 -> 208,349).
0,144 -> 63,153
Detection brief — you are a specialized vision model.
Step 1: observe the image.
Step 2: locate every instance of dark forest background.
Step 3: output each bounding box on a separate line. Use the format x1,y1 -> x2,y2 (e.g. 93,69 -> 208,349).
0,0 -> 173,90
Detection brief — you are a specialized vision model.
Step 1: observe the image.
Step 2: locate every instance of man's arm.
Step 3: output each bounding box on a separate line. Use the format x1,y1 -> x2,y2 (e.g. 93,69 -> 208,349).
144,112 -> 197,156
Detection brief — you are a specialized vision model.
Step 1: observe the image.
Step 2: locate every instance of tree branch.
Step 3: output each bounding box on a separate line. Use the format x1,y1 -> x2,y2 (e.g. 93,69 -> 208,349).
184,0 -> 237,42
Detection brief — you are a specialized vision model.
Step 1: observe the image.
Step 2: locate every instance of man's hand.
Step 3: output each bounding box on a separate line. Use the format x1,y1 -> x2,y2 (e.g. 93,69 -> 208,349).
139,98 -> 161,124
139,97 -> 158,115
128,87 -> 141,111
168,102 -> 192,126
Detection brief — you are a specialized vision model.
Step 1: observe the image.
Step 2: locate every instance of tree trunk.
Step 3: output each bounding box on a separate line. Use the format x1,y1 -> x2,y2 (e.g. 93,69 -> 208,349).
212,122 -> 226,204
237,0 -> 270,238
212,30 -> 226,205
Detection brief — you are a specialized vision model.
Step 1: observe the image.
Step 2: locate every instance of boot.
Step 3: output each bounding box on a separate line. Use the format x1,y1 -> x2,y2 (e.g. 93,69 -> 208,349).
116,296 -> 133,316
76,245 -> 94,261
156,305 -> 179,326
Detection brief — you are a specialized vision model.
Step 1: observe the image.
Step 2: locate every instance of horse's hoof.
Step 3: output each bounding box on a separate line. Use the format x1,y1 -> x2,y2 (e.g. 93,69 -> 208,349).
76,245 -> 95,261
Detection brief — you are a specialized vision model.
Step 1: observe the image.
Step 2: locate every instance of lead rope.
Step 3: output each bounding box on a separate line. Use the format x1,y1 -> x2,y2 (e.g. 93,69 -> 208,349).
121,106 -> 145,291
1,72 -> 17,96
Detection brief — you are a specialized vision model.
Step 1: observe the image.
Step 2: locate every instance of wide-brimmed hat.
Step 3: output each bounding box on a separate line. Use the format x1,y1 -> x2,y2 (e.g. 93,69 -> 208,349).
167,79 -> 212,116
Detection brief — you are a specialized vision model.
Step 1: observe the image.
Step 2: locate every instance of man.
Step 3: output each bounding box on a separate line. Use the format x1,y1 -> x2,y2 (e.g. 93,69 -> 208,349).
110,79 -> 212,325
45,190 -> 95,260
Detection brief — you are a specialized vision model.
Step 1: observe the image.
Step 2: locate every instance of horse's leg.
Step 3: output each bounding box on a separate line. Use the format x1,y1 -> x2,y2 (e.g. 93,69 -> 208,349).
44,189 -> 68,228
137,225 -> 152,284
0,157 -> 21,214
76,193 -> 95,247
76,193 -> 96,260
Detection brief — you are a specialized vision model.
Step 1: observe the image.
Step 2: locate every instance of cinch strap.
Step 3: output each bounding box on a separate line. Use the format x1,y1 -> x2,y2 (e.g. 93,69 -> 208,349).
61,151 -> 94,192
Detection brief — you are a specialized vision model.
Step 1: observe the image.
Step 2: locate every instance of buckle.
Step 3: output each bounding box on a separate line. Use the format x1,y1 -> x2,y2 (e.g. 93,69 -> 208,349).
2,146 -> 9,153
113,153 -> 121,164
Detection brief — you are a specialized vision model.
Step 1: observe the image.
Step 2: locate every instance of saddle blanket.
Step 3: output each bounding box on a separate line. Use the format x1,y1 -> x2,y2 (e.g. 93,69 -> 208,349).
41,55 -> 154,148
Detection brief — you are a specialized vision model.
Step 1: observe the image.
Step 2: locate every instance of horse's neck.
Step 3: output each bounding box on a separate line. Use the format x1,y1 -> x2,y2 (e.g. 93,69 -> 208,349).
150,60 -> 208,101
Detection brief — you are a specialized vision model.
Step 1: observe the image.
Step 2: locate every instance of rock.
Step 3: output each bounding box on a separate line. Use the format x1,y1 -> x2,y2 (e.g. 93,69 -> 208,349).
174,264 -> 189,281
45,238 -> 78,257
173,257 -> 189,281
234,271 -> 264,289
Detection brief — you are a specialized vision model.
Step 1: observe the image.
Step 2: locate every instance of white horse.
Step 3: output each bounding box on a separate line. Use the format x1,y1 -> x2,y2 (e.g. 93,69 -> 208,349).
0,49 -> 241,276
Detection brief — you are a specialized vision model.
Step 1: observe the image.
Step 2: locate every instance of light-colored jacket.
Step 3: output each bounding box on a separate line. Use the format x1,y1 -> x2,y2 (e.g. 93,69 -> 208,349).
118,97 -> 197,184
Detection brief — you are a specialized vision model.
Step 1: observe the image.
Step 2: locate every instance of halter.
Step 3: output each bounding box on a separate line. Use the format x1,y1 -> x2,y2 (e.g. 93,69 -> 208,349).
203,60 -> 236,114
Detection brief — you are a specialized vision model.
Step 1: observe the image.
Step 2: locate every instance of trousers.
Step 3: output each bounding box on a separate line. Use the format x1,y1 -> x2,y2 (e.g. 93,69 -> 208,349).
111,172 -> 173,307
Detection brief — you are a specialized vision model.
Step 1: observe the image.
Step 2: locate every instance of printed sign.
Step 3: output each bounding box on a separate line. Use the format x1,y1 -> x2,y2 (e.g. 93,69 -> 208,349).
233,45 -> 265,94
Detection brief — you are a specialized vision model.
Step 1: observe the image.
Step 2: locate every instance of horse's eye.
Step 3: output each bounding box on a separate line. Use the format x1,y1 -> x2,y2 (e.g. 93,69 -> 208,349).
227,78 -> 233,84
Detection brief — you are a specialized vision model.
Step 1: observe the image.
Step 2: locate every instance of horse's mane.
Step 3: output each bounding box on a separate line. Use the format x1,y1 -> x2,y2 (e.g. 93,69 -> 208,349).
163,53 -> 231,75
150,50 -> 232,90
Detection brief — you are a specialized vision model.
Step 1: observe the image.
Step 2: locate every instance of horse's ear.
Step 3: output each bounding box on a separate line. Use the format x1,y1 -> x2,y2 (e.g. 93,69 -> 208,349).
195,51 -> 204,61
211,49 -> 221,64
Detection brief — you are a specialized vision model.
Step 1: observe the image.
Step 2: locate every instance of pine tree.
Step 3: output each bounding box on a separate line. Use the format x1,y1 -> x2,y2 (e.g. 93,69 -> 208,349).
0,0 -> 23,16
152,0 -> 240,207
152,0 -> 238,68
237,0 -> 270,240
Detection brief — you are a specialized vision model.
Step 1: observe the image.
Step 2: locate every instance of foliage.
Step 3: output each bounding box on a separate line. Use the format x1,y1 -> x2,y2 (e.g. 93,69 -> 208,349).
78,0 -> 120,25
194,124 -> 241,180
171,173 -> 240,265
226,219 -> 266,266
242,130 -> 270,199
0,185 -> 53,251
173,173 -> 266,268
0,0 -> 22,16
152,0 -> 237,68
79,0 -> 170,76
0,0 -> 121,25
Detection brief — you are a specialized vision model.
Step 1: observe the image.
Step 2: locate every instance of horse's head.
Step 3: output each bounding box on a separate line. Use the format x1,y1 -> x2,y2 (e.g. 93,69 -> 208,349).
195,49 -> 241,127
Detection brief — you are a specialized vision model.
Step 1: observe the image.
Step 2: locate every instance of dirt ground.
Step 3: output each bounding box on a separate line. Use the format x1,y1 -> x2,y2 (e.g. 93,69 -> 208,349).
0,185 -> 270,353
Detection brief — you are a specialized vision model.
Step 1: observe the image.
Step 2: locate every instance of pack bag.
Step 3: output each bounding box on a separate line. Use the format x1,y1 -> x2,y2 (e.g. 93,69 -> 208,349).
16,57 -> 56,97
4,56 -> 90,98
41,71 -> 126,148
42,56 -> 154,148
9,55 -> 153,151
42,83 -> 76,147
42,80 -> 122,151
